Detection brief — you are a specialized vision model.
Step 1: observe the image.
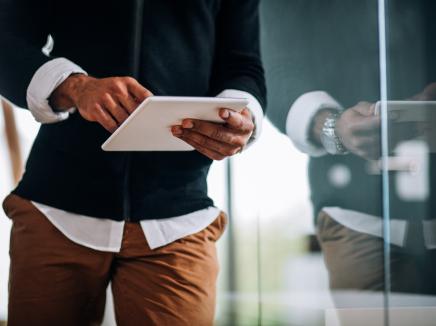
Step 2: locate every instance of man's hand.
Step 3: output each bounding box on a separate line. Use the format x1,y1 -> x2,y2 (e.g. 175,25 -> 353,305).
337,102 -> 427,159
50,74 -> 153,132
171,108 -> 254,160
310,102 -> 381,160
335,102 -> 381,159
412,82 -> 436,101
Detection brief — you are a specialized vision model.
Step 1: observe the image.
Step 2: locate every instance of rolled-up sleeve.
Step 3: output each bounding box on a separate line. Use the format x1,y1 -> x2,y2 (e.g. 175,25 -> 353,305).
286,91 -> 343,157
27,58 -> 87,123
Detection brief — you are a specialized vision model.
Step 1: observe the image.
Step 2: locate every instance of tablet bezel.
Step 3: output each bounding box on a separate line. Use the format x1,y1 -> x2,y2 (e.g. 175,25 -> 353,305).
101,96 -> 249,151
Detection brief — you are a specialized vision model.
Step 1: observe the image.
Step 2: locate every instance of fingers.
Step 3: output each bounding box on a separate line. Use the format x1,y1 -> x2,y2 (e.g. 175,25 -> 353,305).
180,120 -> 246,148
112,77 -> 152,113
118,94 -> 140,114
172,126 -> 232,160
351,134 -> 380,150
101,93 -> 129,124
125,77 -> 153,103
170,108 -> 254,160
344,133 -> 381,160
172,126 -> 241,158
352,116 -> 381,135
94,104 -> 118,133
178,108 -> 253,148
353,102 -> 376,116
76,76 -> 153,132
219,107 -> 254,133
182,137 -> 227,160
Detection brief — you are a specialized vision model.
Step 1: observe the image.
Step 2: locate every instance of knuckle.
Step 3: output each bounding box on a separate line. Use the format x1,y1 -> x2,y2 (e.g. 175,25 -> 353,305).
123,76 -> 135,84
91,104 -> 101,113
111,83 -> 125,95
200,137 -> 209,147
233,138 -> 245,147
112,77 -> 123,85
112,78 -> 126,89
101,93 -> 111,106
102,93 -> 112,103
212,128 -> 222,140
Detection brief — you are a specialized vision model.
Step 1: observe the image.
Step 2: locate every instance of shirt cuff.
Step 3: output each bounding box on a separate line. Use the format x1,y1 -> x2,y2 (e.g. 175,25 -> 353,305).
216,89 -> 264,147
26,58 -> 87,123
286,91 -> 343,157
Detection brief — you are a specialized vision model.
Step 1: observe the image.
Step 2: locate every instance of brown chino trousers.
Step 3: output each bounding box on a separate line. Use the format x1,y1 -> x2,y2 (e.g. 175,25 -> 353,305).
3,194 -> 227,326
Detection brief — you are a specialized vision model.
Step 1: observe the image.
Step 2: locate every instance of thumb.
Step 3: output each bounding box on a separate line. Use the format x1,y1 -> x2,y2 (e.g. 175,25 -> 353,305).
353,101 -> 376,117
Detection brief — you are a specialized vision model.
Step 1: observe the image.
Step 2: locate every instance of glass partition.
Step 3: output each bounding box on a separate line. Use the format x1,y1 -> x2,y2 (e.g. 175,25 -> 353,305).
381,0 -> 436,325
259,0 -> 385,325
254,0 -> 436,325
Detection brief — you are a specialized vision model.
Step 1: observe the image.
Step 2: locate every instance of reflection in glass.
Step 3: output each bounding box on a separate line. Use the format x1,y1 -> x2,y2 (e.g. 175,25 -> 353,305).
262,0 -> 436,325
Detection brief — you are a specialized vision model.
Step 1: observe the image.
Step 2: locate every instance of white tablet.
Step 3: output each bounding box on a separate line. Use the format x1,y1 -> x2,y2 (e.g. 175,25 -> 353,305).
101,96 -> 249,151
374,101 -> 436,122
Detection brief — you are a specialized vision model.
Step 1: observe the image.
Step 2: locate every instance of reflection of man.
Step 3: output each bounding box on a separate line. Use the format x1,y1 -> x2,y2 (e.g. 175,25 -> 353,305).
0,0 -> 266,324
263,0 -> 436,298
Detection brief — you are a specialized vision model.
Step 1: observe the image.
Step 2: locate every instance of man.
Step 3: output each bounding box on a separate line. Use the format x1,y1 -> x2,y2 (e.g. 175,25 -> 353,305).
0,0 -> 266,325
263,0 -> 436,301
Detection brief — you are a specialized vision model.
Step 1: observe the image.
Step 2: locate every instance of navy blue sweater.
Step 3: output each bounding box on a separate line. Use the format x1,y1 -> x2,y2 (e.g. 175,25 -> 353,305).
0,0 -> 266,221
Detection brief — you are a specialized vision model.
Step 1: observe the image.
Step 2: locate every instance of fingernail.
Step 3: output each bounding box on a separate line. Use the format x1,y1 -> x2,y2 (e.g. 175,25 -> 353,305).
182,120 -> 194,129
220,109 -> 230,119
171,126 -> 183,136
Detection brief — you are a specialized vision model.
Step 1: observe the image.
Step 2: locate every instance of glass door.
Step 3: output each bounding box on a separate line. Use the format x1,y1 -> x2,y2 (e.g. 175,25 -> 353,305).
380,0 -> 436,325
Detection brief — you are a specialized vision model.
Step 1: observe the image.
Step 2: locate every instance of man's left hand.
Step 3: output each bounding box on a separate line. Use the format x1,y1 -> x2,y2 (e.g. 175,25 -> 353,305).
171,108 -> 254,160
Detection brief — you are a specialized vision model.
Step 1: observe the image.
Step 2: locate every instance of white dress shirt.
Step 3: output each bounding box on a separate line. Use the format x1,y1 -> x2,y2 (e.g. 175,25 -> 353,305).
286,90 -> 436,249
26,57 -> 264,251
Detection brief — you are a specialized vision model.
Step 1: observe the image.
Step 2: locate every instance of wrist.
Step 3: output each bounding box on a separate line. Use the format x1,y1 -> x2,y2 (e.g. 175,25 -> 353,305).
309,108 -> 338,146
320,111 -> 348,155
49,73 -> 90,111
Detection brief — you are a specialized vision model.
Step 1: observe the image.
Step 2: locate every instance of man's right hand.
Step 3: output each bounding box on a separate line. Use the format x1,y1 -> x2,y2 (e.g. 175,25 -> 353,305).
335,102 -> 381,159
311,102 -> 381,160
49,74 -> 153,132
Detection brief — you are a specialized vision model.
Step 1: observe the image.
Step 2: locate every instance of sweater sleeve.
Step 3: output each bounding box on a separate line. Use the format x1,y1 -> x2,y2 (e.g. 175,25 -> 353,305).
209,0 -> 267,112
0,0 -> 53,108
